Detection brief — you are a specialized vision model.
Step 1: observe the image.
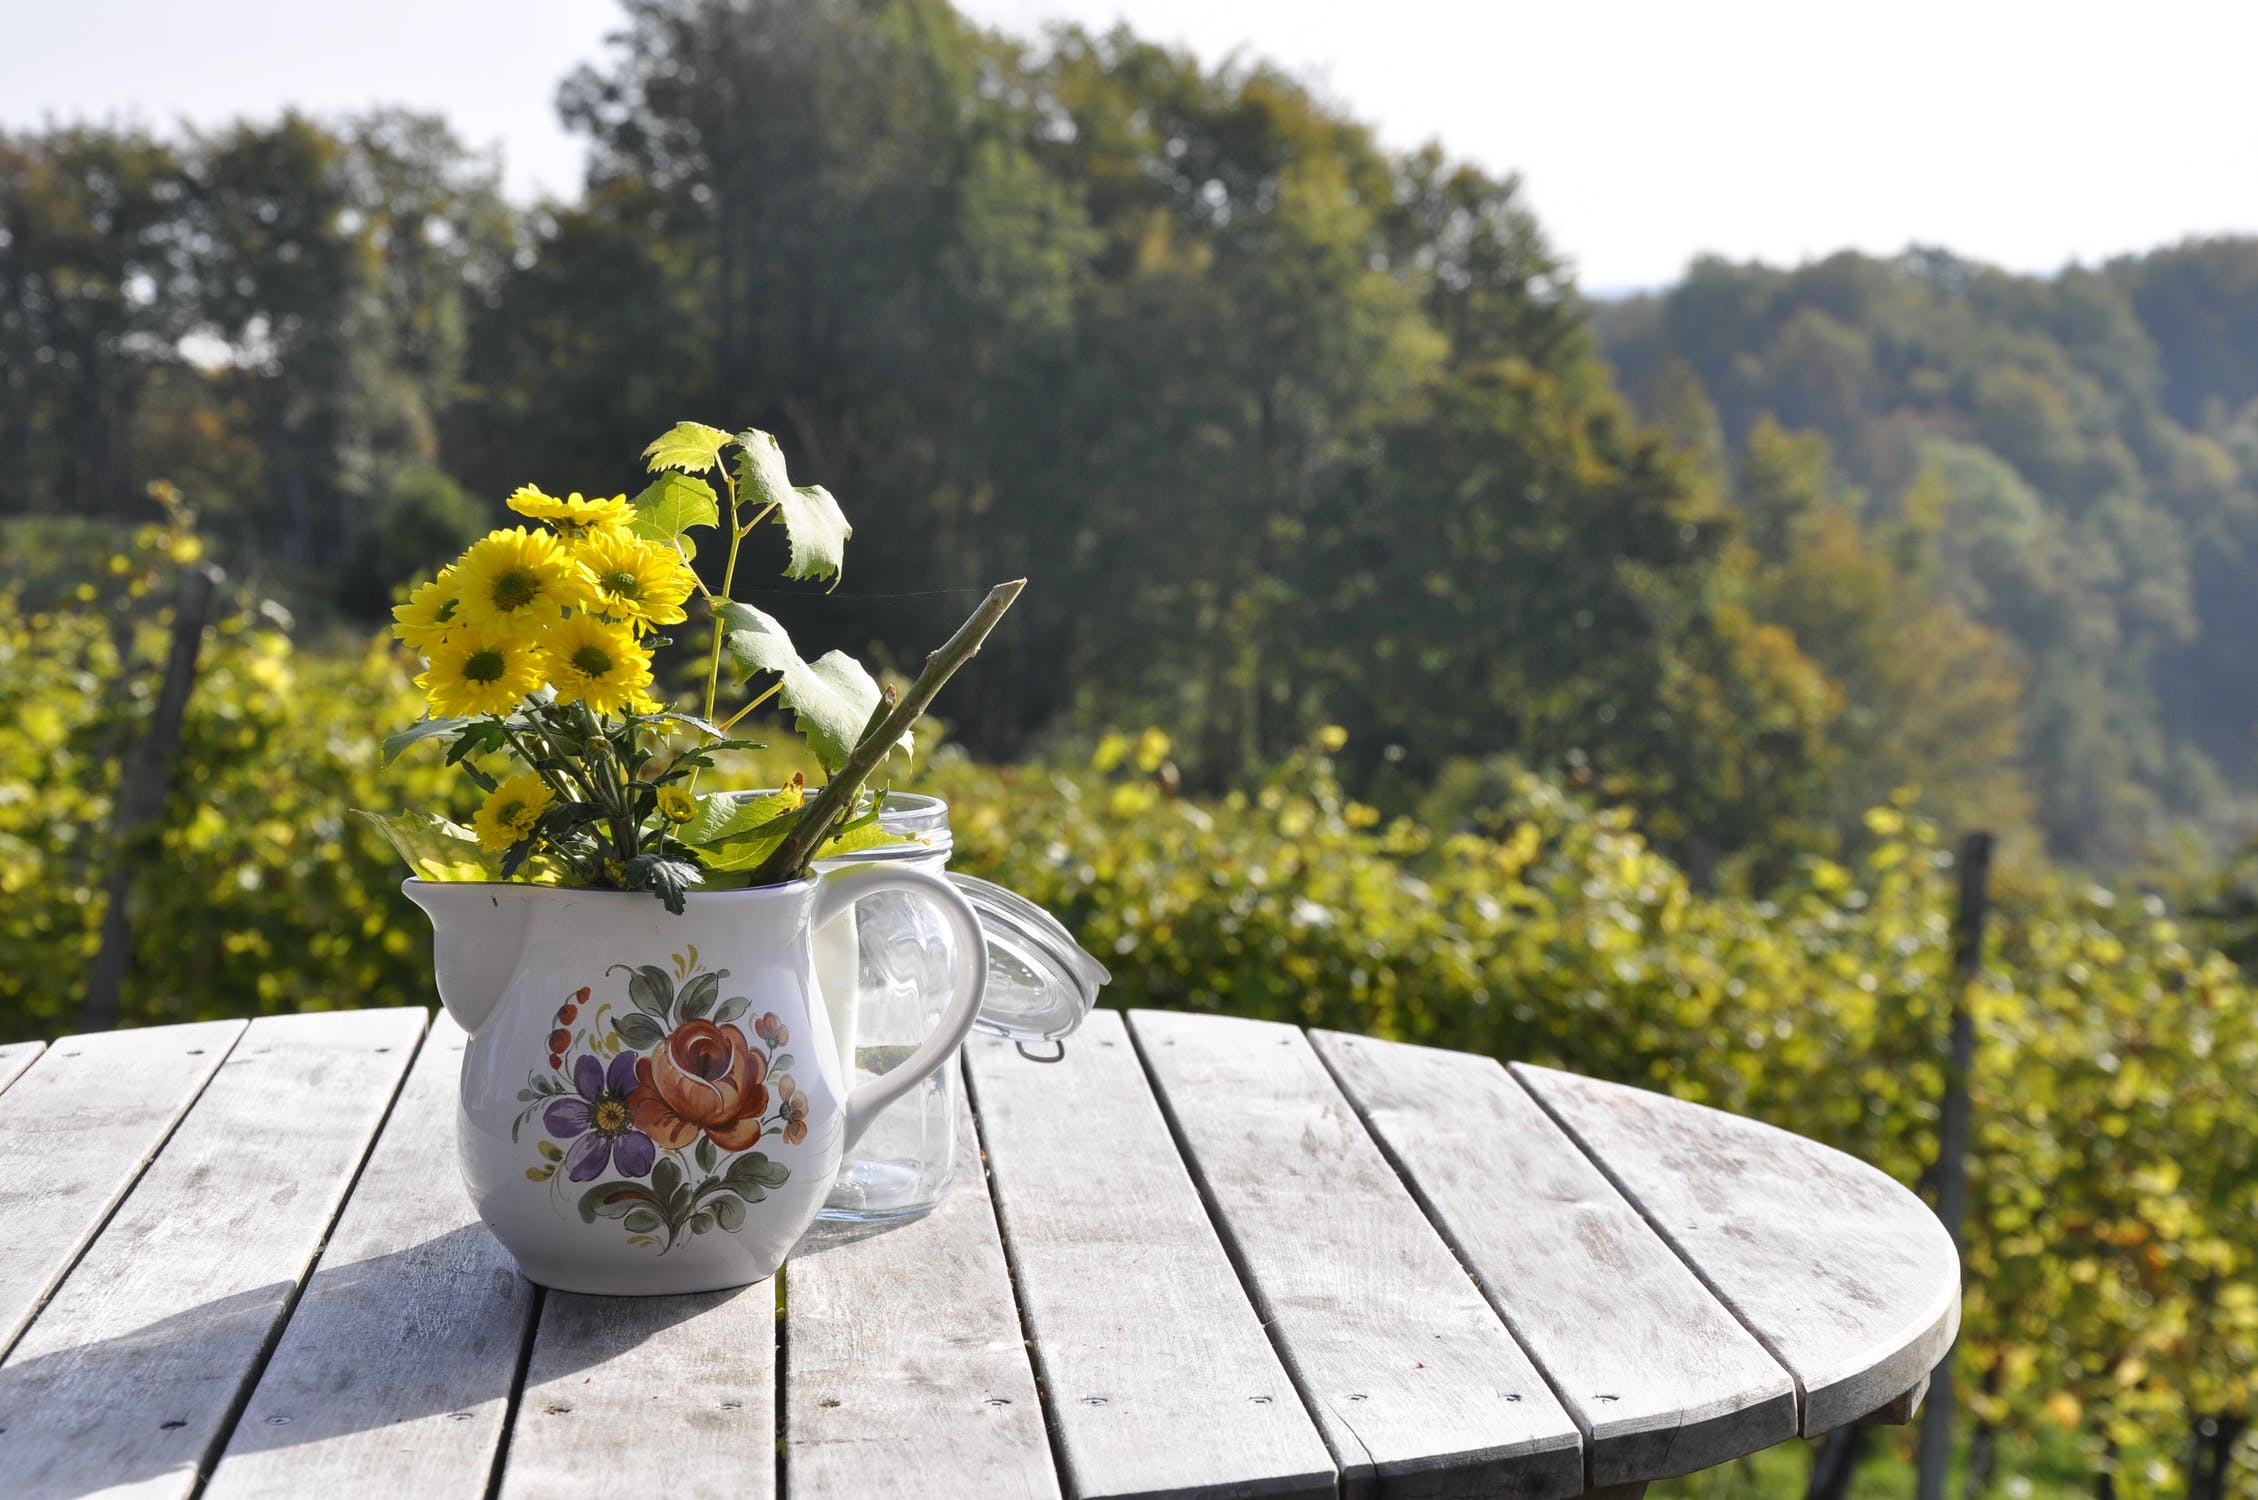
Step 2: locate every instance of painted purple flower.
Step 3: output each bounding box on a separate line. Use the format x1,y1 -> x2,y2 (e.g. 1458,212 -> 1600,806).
544,1052 -> 656,1182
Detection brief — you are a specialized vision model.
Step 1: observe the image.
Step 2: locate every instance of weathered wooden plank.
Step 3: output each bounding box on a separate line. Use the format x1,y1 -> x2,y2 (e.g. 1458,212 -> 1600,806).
1129,1009 -> 1584,1500
1512,1064 -> 1959,1437
499,1283 -> 777,1500
204,1015 -> 536,1499
965,1008 -> 1337,1500
0,1020 -> 243,1358
0,1041 -> 44,1097
0,1007 -> 427,1500
785,1066 -> 1058,1500
1309,1031 -> 1797,1490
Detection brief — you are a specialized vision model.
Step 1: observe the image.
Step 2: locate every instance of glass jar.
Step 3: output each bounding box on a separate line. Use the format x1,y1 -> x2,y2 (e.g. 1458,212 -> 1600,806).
812,793 -> 1106,1221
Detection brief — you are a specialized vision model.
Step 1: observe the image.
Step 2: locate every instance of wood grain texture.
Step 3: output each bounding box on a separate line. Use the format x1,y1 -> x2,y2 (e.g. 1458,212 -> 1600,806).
1308,1031 -> 1797,1490
0,1007 -> 426,1500
965,1009 -> 1338,1500
204,1015 -> 536,1499
785,1066 -> 1058,1500
1512,1063 -> 1960,1437
1129,1009 -> 1583,1500
0,1041 -> 43,1097
0,1020 -> 243,1357
500,1283 -> 777,1500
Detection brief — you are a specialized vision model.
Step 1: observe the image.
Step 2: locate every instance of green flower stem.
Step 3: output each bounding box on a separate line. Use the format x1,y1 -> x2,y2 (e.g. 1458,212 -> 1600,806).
699,468 -> 744,728
716,679 -> 781,735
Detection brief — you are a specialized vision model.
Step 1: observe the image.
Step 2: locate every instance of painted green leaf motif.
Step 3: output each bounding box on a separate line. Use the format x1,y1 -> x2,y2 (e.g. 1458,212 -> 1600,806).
711,1193 -> 746,1232
621,1206 -> 665,1235
643,421 -> 733,475
769,1053 -> 795,1075
580,1183 -> 658,1224
724,1152 -> 793,1191
689,1211 -> 715,1235
652,1157 -> 684,1202
378,717 -> 467,765
351,809 -> 501,883
695,1136 -> 718,1174
627,964 -> 676,1021
613,1011 -> 664,1050
629,471 -> 719,560
679,971 -> 722,1020
717,602 -> 908,773
711,996 -> 751,1026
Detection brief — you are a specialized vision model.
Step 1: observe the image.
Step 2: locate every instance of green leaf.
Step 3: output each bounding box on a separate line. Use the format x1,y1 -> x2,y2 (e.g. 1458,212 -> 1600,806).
678,786 -> 804,849
689,1210 -> 716,1235
653,1157 -> 683,1202
629,471 -> 720,559
815,820 -> 921,860
621,1206 -> 665,1235
679,971 -> 722,1021
695,1136 -> 718,1174
718,603 -> 909,773
380,717 -> 468,765
733,430 -> 850,583
768,1052 -> 795,1075
351,809 -> 502,883
643,421 -> 734,475
613,1011 -> 664,1050
711,996 -> 751,1026
711,1193 -> 745,1232
777,485 -> 851,583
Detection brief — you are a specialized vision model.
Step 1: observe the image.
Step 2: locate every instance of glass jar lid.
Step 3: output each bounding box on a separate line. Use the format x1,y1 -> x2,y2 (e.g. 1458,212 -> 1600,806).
950,873 -> 1109,1041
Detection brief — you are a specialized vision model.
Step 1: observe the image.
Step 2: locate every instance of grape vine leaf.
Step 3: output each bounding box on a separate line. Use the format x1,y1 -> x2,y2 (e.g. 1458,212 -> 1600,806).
629,471 -> 719,560
717,602 -> 910,772
732,429 -> 850,583
642,421 -> 733,475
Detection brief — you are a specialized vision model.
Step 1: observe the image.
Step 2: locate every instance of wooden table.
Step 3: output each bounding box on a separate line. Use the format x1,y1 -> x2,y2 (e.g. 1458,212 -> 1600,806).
0,1006 -> 1956,1500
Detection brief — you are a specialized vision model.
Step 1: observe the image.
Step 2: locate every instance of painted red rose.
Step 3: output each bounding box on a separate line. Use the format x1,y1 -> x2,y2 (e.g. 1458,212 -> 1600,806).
628,1019 -> 769,1152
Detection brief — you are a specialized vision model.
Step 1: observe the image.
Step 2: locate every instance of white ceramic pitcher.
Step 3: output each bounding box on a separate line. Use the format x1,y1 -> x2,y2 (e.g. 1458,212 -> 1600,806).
405,867 -> 986,1295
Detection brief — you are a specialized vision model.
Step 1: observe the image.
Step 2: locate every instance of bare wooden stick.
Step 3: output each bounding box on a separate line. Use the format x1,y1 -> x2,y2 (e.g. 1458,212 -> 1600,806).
748,579 -> 1025,884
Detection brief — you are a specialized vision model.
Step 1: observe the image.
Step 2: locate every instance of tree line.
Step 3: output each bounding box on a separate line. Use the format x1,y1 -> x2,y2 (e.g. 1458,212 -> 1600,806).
7,0 -> 2258,879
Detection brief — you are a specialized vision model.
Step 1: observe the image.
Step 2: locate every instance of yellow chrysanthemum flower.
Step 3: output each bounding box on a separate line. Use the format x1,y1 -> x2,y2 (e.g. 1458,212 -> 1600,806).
540,613 -> 654,714
451,527 -> 592,643
576,529 -> 698,633
415,626 -> 547,718
391,568 -> 463,653
506,485 -> 637,544
656,785 -> 697,824
472,773 -> 556,852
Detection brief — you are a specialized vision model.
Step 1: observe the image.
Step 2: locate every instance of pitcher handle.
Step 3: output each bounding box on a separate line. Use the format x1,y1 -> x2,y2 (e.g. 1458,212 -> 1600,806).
810,864 -> 989,1152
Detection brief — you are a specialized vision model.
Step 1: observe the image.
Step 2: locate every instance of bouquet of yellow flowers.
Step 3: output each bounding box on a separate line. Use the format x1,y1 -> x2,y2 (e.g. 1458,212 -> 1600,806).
360,421 -> 1021,911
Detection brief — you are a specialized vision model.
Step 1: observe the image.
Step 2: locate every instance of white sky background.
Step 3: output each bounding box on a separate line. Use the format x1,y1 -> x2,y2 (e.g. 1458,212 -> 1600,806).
3,0 -> 2255,291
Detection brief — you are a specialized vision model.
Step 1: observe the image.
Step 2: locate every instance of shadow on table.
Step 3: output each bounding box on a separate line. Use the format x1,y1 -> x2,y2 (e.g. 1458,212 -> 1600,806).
0,1213 -> 928,1497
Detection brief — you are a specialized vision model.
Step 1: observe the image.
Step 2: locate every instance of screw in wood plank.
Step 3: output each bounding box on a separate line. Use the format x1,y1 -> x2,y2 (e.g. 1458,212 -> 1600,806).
1081,1396 -> 1108,1406
1596,1395 -> 1619,1403
719,1401 -> 743,1411
544,1405 -> 573,1416
159,1420 -> 185,1430
1505,1394 -> 1522,1403
819,1398 -> 841,1409
448,1413 -> 475,1422
265,1416 -> 290,1426
983,1397 -> 1011,1407
1347,1394 -> 1368,1403
1248,1395 -> 1274,1405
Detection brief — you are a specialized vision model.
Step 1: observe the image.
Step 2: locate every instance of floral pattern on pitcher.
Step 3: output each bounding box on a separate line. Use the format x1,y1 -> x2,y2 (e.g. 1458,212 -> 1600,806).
510,944 -> 807,1252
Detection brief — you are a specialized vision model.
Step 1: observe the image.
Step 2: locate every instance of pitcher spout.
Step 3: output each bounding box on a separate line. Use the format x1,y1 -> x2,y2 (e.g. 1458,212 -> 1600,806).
402,880 -> 539,1036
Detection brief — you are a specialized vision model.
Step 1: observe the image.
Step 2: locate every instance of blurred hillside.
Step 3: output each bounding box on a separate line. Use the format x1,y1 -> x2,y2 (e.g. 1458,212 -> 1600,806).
6,0 -> 2258,878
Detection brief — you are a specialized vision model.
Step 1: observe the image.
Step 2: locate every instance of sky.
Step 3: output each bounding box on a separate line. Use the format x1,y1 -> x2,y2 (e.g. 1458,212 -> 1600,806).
5,0 -> 2256,292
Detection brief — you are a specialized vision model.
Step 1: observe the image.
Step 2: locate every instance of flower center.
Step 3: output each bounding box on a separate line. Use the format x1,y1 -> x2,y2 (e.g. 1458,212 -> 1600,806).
463,648 -> 507,684
592,1097 -> 629,1134
605,569 -> 643,599
496,798 -> 527,826
571,643 -> 615,678
491,569 -> 538,609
